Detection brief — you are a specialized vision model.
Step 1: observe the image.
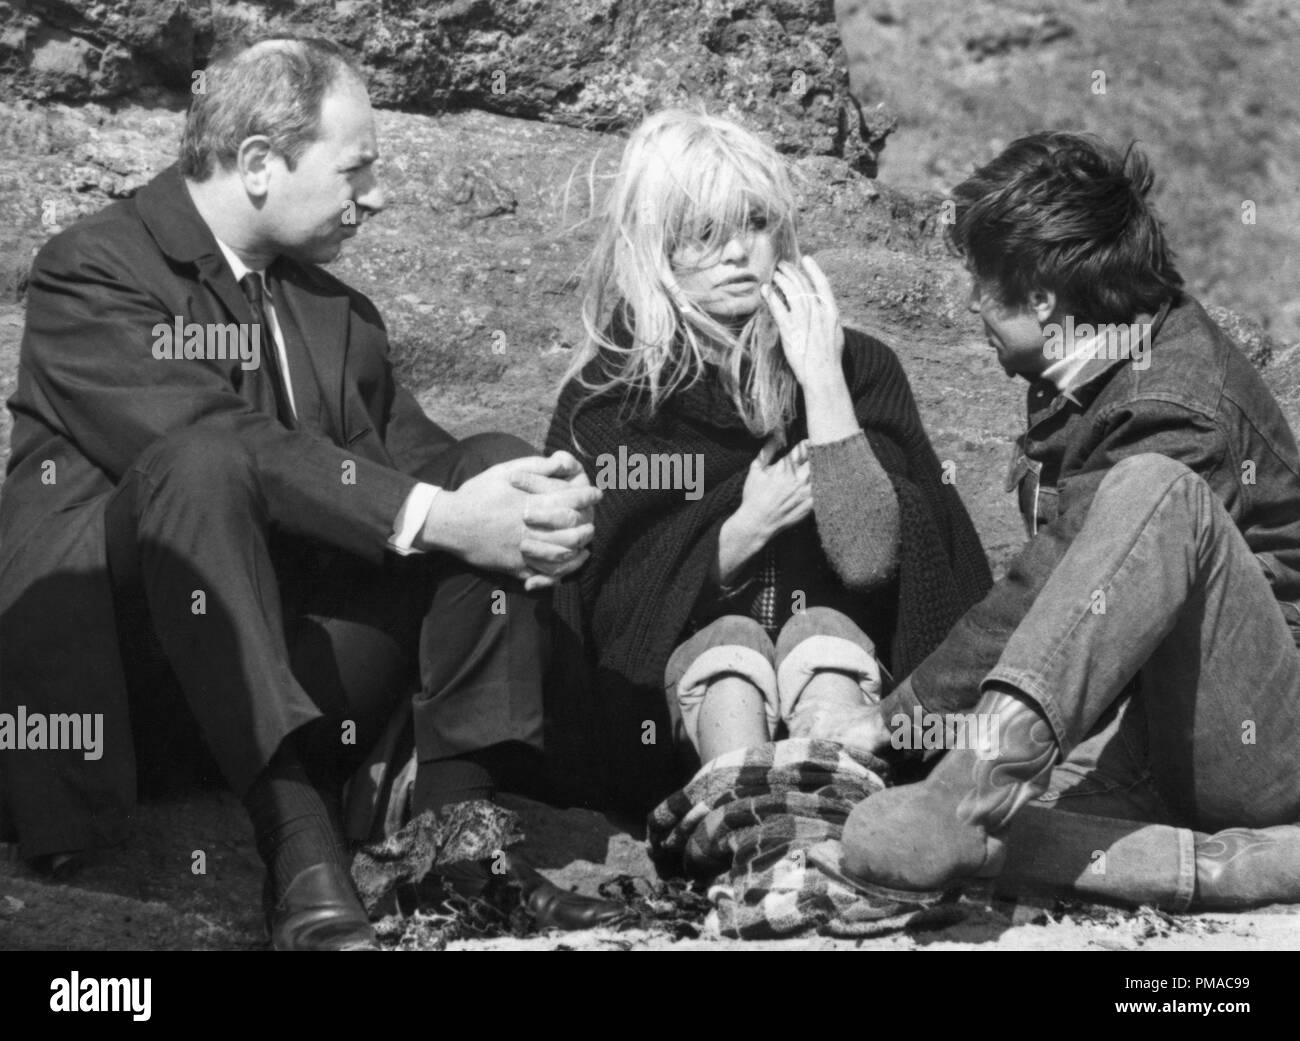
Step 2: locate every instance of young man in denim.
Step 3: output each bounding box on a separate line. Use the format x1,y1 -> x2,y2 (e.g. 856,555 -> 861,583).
839,133 -> 1300,910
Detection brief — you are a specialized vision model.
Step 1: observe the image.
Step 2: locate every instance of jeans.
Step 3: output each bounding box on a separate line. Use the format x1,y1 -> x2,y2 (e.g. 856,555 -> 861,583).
985,454 -> 1300,909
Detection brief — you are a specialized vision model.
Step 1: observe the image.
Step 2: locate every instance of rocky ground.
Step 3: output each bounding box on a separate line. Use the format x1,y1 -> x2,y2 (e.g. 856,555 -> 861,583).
2,0 -> 1299,951
4,788 -> 1299,951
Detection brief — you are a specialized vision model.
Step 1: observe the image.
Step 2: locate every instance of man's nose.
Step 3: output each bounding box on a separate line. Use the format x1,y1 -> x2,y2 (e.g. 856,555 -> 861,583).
967,283 -> 982,313
357,177 -> 386,218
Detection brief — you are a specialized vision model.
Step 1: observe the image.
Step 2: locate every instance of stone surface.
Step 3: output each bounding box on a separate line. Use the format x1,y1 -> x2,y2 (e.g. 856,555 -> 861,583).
834,0 -> 1300,343
0,0 -> 890,172
2,788 -> 1297,949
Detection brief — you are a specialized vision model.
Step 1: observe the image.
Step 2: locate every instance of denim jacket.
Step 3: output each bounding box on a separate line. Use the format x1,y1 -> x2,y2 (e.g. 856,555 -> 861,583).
886,294 -> 1300,720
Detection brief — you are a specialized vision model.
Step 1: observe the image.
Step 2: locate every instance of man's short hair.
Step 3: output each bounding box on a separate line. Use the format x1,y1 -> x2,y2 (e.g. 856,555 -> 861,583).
179,35 -> 364,181
947,132 -> 1184,323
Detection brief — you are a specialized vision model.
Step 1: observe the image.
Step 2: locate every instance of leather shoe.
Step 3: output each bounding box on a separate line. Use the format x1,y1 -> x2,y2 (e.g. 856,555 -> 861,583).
32,851 -> 86,881
511,852 -> 630,930
442,849 -> 628,930
265,862 -> 380,951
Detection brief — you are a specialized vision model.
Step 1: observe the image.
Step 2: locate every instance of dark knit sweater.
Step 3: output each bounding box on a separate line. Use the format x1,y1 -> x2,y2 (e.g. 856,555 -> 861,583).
695,426 -> 901,643
543,327 -> 992,810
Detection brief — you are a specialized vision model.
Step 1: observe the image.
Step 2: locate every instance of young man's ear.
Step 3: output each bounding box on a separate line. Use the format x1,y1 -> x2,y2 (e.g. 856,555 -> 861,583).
1028,288 -> 1058,327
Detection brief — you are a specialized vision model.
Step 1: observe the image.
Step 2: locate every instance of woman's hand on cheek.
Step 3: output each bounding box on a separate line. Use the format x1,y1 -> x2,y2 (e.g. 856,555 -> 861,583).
762,255 -> 846,390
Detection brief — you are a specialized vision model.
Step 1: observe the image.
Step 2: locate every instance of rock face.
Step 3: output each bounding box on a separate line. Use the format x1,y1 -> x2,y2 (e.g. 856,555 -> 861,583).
0,0 -> 209,99
0,0 -> 892,173
833,0 -> 1300,344
7,1 -> 1295,341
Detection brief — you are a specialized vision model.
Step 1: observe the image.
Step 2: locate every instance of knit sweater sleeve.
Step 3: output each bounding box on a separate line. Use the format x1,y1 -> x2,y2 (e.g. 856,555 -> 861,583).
809,427 -> 900,593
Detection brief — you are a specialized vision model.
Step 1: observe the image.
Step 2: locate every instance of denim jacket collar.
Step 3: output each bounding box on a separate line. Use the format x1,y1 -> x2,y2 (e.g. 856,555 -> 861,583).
1026,299 -> 1174,423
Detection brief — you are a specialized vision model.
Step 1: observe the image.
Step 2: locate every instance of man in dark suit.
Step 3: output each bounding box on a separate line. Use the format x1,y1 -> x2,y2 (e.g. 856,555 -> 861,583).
0,35 -> 620,949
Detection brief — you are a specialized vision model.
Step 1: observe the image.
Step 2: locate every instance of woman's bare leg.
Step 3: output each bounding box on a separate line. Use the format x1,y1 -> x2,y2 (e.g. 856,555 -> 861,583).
696,676 -> 772,762
787,671 -> 871,739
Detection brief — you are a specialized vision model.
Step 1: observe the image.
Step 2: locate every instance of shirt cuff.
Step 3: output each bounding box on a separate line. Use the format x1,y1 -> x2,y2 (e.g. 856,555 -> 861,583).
388,482 -> 441,556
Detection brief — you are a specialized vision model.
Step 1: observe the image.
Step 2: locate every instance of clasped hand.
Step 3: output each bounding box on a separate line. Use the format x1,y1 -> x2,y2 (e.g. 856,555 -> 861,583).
421,451 -> 599,591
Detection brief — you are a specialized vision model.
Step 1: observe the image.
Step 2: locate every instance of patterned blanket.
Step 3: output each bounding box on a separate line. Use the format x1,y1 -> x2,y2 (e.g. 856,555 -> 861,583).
648,738 -> 955,938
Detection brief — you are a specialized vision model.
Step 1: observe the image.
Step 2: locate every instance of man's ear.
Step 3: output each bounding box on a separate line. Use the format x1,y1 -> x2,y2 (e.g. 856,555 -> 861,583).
234,136 -> 275,199
1028,287 -> 1058,326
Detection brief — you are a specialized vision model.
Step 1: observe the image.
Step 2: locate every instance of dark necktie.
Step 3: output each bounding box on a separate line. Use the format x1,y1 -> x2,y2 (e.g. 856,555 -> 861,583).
238,272 -> 295,428
265,266 -> 326,435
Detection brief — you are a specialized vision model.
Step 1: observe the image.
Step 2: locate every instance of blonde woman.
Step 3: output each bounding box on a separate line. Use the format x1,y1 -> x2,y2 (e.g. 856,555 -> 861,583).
544,109 -> 991,810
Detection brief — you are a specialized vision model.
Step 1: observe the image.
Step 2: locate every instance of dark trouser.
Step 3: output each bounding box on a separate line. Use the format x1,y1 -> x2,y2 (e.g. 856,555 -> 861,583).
104,428 -> 547,802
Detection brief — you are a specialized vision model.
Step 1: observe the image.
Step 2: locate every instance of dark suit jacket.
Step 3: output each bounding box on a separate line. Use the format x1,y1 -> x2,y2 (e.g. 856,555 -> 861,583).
0,164 -> 456,857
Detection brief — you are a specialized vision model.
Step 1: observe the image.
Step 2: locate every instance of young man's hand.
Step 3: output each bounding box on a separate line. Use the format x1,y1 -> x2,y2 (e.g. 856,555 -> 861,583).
419,452 -> 599,589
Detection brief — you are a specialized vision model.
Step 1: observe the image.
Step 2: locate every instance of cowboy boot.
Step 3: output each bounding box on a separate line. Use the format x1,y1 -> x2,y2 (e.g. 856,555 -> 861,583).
996,804 -> 1199,910
994,814 -> 1300,912
841,684 -> 1058,891
1193,825 -> 1300,909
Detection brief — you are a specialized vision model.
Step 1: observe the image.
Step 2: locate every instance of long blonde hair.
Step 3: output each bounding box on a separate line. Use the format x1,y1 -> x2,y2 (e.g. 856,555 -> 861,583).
565,107 -> 801,436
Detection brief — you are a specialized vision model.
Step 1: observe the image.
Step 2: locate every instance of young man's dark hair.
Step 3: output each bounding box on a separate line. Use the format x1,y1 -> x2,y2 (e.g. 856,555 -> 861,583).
947,132 -> 1184,325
